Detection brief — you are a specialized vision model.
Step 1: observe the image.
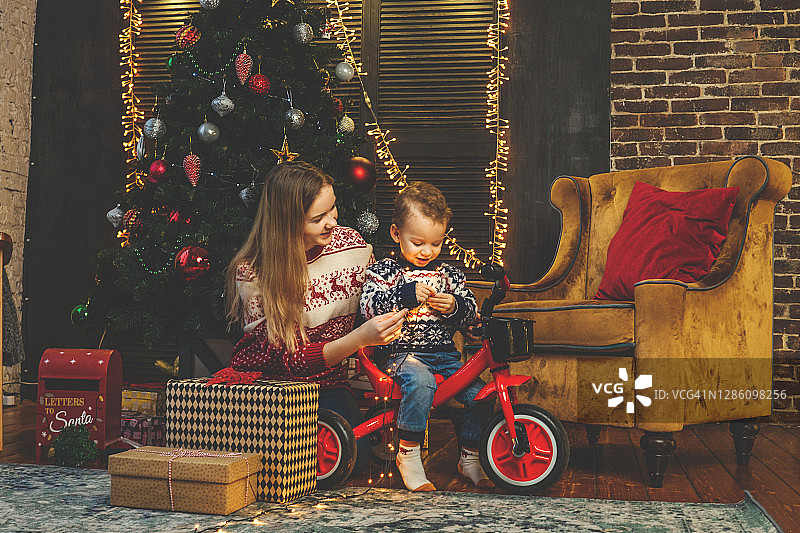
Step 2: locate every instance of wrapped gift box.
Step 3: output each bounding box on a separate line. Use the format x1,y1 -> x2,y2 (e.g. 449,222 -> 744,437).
109,446 -> 261,515
121,410 -> 166,447
165,378 -> 318,503
122,384 -> 166,416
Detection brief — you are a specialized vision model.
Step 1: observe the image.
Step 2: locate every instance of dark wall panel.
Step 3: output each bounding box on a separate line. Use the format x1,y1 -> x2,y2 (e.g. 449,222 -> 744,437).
504,1 -> 610,283
23,1 -> 123,377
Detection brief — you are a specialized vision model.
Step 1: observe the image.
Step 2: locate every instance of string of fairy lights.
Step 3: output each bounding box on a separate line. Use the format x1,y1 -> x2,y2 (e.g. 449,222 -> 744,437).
118,0 -> 509,268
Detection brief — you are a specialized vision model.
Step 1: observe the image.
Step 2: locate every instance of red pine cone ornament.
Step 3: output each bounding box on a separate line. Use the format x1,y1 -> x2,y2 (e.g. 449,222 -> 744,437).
175,25 -> 201,49
248,73 -> 270,95
332,97 -> 344,113
147,159 -> 168,184
123,208 -> 141,229
175,246 -> 211,280
235,52 -> 253,85
183,154 -> 202,186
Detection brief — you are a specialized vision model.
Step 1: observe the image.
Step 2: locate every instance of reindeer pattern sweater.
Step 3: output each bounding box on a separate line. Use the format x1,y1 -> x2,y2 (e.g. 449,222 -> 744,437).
230,226 -> 373,389
360,257 -> 478,359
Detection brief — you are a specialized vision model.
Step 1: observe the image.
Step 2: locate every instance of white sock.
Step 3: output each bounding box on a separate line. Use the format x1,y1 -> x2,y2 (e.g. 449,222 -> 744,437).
396,445 -> 436,491
458,448 -> 493,488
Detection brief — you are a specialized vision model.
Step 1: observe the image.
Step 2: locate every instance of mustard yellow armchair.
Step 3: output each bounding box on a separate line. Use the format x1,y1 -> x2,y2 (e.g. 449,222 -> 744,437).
467,156 -> 791,487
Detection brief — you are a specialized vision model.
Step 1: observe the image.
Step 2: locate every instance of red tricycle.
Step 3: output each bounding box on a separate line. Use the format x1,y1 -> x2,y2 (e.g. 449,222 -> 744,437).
316,264 -> 570,494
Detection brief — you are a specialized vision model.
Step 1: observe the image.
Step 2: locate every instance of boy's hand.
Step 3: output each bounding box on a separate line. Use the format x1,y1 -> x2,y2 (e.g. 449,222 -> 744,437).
427,292 -> 456,314
416,283 -> 436,304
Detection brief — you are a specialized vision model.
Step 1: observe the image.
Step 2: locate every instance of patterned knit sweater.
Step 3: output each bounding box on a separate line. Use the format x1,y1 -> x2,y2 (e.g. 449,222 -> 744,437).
230,226 -> 373,389
360,256 -> 478,358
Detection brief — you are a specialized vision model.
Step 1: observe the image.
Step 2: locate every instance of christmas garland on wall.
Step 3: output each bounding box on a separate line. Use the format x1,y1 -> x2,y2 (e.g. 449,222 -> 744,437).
119,0 -> 509,269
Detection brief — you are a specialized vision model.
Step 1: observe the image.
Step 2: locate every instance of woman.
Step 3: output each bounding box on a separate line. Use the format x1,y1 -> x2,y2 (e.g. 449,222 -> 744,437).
224,161 -> 406,474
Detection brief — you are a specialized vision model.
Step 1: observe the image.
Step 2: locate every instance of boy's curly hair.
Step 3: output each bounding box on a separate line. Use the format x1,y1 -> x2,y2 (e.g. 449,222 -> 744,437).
392,181 -> 452,228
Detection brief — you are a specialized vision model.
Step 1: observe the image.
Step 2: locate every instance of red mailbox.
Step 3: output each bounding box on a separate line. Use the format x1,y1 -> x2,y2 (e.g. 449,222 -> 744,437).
36,349 -> 122,462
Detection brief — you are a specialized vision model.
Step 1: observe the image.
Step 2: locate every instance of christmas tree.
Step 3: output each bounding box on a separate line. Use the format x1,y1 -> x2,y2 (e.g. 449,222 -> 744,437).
86,0 -> 381,346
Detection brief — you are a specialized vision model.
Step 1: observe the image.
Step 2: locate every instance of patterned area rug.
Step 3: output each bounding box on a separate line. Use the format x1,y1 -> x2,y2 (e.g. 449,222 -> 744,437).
0,463 -> 782,533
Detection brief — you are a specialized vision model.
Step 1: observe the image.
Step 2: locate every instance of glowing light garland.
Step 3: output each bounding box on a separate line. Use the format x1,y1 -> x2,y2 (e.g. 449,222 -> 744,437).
328,0 -> 510,269
120,0 -> 144,197
485,0 -> 509,266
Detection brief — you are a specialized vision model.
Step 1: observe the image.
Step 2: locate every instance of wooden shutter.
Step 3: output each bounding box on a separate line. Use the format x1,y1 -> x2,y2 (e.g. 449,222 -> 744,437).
375,0 -> 494,268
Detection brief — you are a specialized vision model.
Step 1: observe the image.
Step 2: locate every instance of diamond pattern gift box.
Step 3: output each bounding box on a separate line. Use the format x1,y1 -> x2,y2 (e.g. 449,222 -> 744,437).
165,378 -> 318,503
109,446 -> 261,515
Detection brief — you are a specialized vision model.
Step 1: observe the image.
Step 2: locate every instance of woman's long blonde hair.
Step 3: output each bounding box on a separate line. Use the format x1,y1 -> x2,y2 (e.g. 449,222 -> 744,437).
226,161 -> 334,353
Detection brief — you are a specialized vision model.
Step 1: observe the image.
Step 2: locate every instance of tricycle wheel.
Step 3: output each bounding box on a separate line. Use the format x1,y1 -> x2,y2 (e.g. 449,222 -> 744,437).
317,408 -> 356,489
479,404 -> 569,494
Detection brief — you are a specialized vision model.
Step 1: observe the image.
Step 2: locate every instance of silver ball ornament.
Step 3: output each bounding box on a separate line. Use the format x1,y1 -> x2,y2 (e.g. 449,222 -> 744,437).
135,134 -> 147,160
338,115 -> 355,134
356,211 -> 379,236
335,62 -> 355,82
143,117 -> 166,140
239,184 -> 258,207
292,22 -> 314,44
107,204 -> 125,228
199,0 -> 220,8
285,108 -> 305,130
197,121 -> 220,144
211,90 -> 234,117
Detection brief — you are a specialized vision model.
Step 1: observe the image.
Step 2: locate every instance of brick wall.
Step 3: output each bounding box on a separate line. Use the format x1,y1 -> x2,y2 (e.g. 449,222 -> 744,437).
0,1 -> 37,394
611,0 -> 800,423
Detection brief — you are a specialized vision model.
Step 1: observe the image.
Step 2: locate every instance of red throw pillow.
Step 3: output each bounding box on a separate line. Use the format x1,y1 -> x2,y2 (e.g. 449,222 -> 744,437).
594,181 -> 739,301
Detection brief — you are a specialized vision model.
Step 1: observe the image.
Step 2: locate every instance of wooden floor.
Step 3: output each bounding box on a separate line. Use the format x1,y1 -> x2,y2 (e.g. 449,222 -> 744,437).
3,400 -> 799,531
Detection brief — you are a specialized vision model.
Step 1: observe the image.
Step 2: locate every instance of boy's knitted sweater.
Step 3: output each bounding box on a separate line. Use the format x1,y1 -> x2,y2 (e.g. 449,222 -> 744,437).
230,226 -> 372,389
360,256 -> 478,358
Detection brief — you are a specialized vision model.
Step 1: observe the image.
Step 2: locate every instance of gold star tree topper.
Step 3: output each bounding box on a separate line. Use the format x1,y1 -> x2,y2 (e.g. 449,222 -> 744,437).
271,135 -> 299,163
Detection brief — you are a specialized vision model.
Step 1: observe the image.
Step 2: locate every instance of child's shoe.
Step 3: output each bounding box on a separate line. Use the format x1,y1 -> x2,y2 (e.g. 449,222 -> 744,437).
457,448 -> 494,489
396,445 -> 436,491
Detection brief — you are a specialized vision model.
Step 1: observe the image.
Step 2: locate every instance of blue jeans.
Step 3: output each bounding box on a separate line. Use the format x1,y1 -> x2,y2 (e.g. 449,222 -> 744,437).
319,388 -> 369,475
379,351 -> 494,448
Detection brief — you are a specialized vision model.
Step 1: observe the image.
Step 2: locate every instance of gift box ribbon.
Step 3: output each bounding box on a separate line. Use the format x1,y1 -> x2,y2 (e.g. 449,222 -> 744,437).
133,448 -> 250,511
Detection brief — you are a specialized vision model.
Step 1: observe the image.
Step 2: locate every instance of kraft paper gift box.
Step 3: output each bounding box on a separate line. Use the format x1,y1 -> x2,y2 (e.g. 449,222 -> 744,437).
122,386 -> 166,416
109,446 -> 261,515
165,378 -> 318,503
121,410 -> 166,447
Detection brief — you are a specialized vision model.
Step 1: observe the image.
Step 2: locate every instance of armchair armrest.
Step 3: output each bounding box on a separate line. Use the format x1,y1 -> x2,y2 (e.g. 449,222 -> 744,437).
0,232 -> 12,265
468,176 -> 591,304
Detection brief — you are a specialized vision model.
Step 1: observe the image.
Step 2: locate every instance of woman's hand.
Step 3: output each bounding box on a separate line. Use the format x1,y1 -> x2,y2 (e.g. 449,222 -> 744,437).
427,293 -> 456,314
357,308 -> 408,346
415,283 -> 436,304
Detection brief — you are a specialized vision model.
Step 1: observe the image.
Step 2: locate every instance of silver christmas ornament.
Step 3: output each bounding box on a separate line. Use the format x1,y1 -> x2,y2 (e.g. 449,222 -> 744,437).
335,62 -> 355,82
292,22 -> 314,44
356,211 -> 379,235
239,183 -> 258,207
199,0 -> 220,8
338,115 -> 355,133
285,108 -> 305,130
107,204 -> 125,228
197,121 -> 220,143
135,134 -> 147,160
211,89 -> 234,117
143,117 -> 166,140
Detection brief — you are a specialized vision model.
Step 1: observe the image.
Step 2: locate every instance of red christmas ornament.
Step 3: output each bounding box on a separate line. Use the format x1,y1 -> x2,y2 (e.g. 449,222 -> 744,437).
123,208 -> 141,229
168,210 -> 191,225
248,73 -> 270,95
235,52 -> 253,84
342,156 -> 377,192
332,97 -> 344,112
175,25 -> 201,49
175,245 -> 211,280
147,159 -> 168,184
183,154 -> 201,186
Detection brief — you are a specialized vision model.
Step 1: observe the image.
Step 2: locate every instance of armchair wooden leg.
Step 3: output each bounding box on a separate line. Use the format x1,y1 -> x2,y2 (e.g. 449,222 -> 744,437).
585,424 -> 601,446
729,418 -> 759,465
640,431 -> 676,488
